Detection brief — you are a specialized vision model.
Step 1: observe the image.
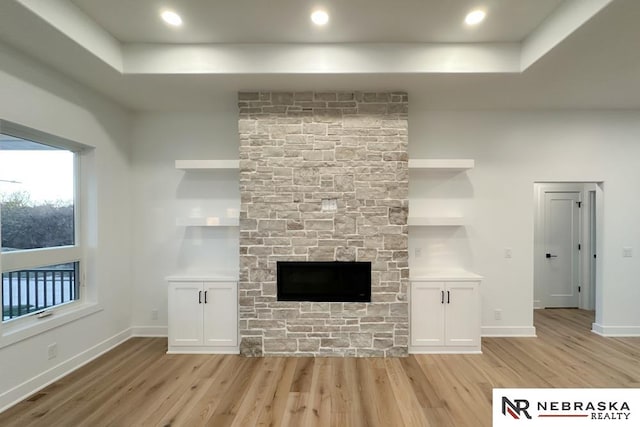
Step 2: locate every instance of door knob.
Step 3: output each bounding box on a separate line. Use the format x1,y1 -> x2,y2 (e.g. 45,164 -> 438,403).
546,253 -> 558,258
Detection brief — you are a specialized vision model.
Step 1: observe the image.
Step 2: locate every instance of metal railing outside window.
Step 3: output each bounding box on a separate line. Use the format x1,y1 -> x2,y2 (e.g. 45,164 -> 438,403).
2,263 -> 79,321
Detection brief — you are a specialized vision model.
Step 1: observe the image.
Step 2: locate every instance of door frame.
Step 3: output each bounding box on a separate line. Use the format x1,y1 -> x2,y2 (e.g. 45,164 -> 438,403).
533,182 -> 603,311
587,189 -> 597,310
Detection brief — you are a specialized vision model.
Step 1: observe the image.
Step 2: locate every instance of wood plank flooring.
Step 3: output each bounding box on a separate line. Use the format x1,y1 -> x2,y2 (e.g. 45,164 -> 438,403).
3,309 -> 640,426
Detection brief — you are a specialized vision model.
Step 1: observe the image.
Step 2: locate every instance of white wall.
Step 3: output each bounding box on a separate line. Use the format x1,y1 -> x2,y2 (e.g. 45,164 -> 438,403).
130,106 -> 240,332
0,42 -> 133,409
128,97 -> 640,339
409,106 -> 640,336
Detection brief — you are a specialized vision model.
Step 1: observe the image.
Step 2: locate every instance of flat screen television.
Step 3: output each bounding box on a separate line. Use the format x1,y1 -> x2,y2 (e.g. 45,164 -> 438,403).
277,261 -> 371,302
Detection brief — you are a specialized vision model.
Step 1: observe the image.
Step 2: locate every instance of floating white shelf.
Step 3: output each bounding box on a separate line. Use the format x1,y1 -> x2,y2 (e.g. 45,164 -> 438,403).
176,217 -> 239,227
166,274 -> 238,282
175,160 -> 239,170
410,270 -> 483,281
408,216 -> 464,226
408,159 -> 474,170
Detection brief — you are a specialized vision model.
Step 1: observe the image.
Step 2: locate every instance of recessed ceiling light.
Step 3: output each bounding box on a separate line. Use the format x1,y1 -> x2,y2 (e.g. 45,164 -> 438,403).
311,9 -> 329,26
465,9 -> 486,26
161,10 -> 182,27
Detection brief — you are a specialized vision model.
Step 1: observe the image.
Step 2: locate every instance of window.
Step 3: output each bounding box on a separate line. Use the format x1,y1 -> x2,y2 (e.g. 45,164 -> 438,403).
1,121 -> 84,323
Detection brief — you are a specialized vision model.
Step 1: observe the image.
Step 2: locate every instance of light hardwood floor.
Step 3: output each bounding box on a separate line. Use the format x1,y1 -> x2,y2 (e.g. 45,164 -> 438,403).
3,309 -> 640,426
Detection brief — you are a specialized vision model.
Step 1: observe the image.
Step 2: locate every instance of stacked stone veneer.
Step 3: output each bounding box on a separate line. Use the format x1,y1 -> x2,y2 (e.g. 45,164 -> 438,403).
238,91 -> 409,357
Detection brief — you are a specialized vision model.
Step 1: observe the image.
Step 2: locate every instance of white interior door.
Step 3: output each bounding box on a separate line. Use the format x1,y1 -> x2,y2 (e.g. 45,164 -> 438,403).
543,191 -> 581,307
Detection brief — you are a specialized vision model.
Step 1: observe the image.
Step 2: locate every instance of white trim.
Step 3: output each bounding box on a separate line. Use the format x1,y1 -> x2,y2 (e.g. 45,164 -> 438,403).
0,119 -> 88,152
1,246 -> 82,272
0,327 -> 131,413
131,326 -> 167,337
591,323 -> 640,337
481,326 -> 537,337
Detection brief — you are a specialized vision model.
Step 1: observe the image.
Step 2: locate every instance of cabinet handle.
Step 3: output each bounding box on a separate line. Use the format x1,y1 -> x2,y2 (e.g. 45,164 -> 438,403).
441,290 -> 444,304
204,291 -> 208,304
447,291 -> 450,304
198,291 -> 202,304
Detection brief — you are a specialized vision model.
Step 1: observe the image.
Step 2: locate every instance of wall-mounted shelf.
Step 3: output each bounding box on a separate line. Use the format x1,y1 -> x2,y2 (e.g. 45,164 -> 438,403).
166,274 -> 238,282
408,216 -> 464,226
410,270 -> 483,281
175,160 -> 239,170
176,217 -> 239,227
408,159 -> 474,170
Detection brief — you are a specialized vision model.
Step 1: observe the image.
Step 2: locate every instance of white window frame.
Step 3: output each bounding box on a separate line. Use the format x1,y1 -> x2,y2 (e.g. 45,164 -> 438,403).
0,119 -> 99,348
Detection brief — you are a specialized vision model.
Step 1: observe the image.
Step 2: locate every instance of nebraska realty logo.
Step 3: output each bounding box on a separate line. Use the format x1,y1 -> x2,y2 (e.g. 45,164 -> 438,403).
493,389 -> 640,426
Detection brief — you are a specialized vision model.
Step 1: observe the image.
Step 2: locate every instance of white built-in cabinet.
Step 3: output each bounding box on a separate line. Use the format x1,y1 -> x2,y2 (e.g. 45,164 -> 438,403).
410,273 -> 482,353
167,276 -> 238,354
408,158 -> 482,353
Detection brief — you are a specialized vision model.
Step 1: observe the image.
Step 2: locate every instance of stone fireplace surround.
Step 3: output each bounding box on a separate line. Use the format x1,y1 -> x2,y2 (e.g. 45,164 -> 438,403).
238,91 -> 409,357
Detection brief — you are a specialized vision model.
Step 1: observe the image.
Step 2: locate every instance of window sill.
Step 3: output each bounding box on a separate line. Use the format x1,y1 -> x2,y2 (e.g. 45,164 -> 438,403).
0,303 -> 103,349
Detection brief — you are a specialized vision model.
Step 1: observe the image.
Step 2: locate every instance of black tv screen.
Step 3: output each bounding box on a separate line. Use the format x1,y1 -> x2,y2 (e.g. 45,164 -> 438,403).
277,261 -> 371,302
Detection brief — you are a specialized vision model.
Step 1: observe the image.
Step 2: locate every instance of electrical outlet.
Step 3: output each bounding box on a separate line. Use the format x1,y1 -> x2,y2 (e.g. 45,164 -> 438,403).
415,248 -> 422,258
151,309 -> 159,320
321,198 -> 338,212
623,247 -> 633,258
494,309 -> 502,321
504,248 -> 513,259
47,343 -> 58,360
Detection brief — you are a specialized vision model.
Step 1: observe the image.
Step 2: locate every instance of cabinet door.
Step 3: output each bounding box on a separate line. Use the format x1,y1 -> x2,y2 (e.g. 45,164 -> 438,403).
202,282 -> 238,347
444,282 -> 480,347
168,282 -> 204,346
411,282 -> 445,347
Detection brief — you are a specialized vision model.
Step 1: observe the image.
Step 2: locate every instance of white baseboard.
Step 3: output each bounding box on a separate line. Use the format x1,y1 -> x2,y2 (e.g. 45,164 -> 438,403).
131,326 -> 167,337
592,323 -> 640,337
481,326 -> 537,337
409,347 -> 481,354
0,328 -> 132,413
